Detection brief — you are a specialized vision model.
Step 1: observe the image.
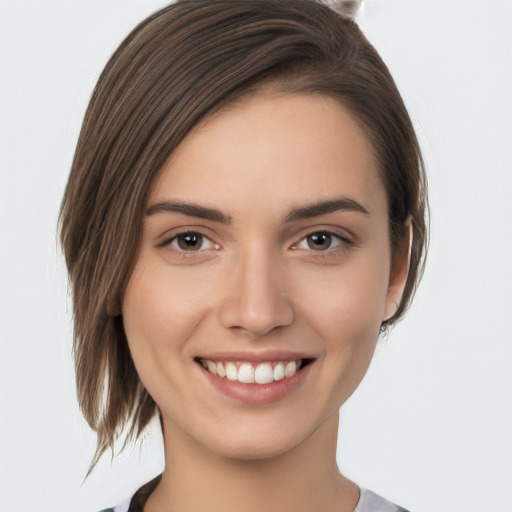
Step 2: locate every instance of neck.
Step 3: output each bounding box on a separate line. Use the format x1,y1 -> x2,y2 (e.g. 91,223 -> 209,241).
145,412 -> 359,512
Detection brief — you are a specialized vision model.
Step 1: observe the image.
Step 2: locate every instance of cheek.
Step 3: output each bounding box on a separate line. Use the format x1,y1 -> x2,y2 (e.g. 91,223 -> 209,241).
122,265 -> 206,379
294,255 -> 390,341
290,255 -> 389,406
121,263 -> 217,416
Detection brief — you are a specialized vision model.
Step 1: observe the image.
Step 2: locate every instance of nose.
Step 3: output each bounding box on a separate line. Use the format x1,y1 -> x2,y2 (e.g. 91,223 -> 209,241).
219,246 -> 295,337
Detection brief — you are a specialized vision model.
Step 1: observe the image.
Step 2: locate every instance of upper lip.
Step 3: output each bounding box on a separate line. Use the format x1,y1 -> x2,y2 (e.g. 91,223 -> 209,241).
194,350 -> 316,363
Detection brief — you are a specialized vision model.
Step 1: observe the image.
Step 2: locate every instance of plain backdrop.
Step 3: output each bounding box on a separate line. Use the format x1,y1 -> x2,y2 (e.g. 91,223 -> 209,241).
1,1 -> 511,511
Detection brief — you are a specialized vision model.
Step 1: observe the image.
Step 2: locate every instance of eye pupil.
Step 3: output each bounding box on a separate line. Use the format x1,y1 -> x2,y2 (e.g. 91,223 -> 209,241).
307,233 -> 332,250
177,233 -> 203,251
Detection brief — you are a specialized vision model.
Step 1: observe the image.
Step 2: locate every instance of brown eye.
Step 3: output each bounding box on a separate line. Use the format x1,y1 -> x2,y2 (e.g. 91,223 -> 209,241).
162,231 -> 220,255
176,232 -> 203,251
293,231 -> 345,253
306,233 -> 333,251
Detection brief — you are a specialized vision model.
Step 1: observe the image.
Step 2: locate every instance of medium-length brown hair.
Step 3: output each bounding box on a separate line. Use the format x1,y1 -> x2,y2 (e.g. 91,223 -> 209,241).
60,0 -> 428,471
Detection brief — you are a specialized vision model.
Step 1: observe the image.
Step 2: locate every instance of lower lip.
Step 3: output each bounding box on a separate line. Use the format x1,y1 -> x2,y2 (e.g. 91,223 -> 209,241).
199,363 -> 313,405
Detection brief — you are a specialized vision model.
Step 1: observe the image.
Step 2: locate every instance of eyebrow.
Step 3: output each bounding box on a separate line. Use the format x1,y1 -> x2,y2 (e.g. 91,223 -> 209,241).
283,197 -> 370,223
146,197 -> 369,225
146,200 -> 232,224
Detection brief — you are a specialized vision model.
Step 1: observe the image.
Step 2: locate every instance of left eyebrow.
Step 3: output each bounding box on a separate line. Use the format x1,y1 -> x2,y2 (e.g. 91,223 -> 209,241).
283,198 -> 370,223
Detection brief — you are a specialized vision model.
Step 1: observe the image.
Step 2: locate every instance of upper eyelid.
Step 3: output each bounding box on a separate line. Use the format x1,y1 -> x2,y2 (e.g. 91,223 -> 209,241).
159,226 -> 216,241
290,225 -> 355,244
292,232 -> 347,250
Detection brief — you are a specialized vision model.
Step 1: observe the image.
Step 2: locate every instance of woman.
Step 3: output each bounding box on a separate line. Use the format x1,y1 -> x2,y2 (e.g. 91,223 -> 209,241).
59,0 -> 428,510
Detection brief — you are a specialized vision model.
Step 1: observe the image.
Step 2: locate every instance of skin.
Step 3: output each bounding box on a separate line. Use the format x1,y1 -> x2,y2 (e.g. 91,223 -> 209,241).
122,92 -> 410,512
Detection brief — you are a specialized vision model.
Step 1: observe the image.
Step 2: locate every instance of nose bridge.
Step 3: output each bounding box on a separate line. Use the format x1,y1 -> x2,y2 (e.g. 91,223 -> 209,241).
219,241 -> 294,336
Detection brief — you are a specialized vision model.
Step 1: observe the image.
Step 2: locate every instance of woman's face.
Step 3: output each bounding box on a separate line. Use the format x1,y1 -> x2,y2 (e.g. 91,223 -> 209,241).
123,93 -> 409,459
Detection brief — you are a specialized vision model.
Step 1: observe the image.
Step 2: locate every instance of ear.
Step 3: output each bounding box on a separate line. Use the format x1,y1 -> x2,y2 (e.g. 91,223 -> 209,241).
382,219 -> 413,322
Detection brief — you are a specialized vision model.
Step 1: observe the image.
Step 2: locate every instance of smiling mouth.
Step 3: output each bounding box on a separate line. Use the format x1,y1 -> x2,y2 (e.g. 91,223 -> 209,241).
195,358 -> 314,385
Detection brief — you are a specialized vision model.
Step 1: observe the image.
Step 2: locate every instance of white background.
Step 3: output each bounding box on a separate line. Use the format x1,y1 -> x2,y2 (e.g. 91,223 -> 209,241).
1,1 -> 511,511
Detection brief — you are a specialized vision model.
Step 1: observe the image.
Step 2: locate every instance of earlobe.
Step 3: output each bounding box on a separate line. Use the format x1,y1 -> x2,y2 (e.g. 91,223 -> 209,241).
382,219 -> 413,322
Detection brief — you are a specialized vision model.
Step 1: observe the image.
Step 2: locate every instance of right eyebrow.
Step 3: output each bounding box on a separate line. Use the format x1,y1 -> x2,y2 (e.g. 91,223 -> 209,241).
145,200 -> 232,225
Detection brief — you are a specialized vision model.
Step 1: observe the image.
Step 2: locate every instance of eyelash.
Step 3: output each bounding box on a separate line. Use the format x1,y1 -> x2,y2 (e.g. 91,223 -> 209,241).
159,229 -> 352,258
291,230 -> 353,259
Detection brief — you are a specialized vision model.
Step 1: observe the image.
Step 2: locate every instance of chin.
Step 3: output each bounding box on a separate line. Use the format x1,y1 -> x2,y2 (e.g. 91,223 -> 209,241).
193,408 -> 336,463
208,431 -> 308,461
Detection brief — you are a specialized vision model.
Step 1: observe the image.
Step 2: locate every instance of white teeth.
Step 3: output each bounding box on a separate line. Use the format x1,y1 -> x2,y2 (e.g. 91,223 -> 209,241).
216,361 -> 226,378
200,359 -> 304,383
206,360 -> 218,375
225,362 -> 238,381
238,363 -> 255,383
255,363 -> 274,384
273,362 -> 285,381
284,361 -> 297,378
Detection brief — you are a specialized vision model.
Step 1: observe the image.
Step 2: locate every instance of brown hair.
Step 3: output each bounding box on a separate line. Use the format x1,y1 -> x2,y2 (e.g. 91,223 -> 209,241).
59,0 -> 428,472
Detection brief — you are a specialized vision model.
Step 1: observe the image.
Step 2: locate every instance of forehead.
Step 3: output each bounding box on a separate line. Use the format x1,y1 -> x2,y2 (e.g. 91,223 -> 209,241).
150,93 -> 385,216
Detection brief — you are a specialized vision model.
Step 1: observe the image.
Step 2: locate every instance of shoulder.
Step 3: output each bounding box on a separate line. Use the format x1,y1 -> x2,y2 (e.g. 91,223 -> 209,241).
354,488 -> 411,512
